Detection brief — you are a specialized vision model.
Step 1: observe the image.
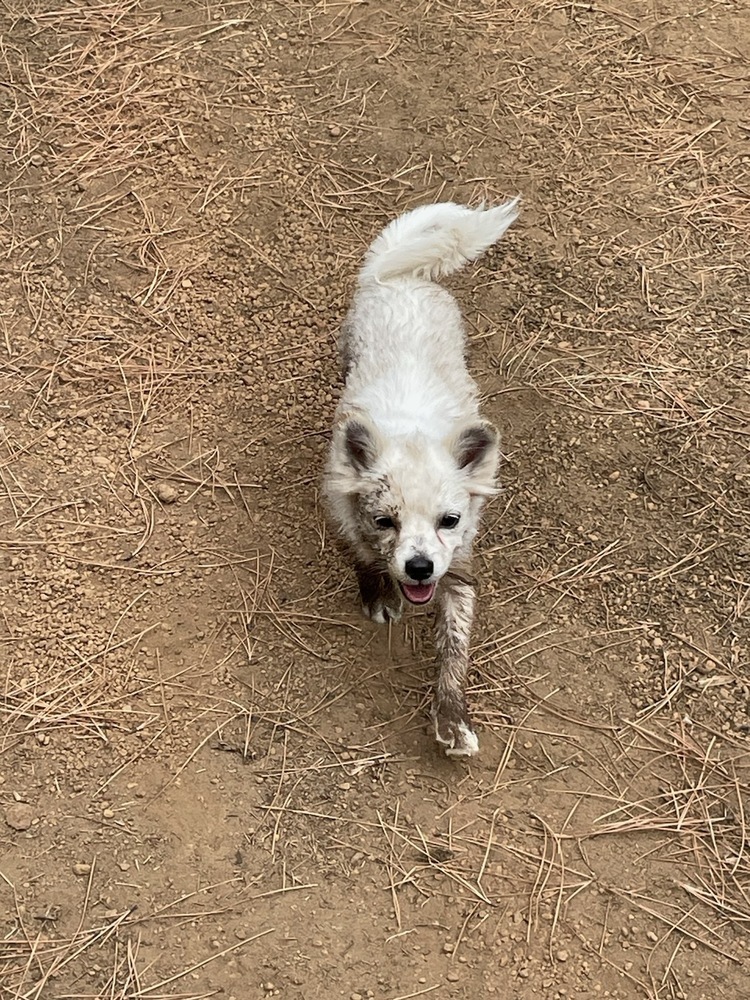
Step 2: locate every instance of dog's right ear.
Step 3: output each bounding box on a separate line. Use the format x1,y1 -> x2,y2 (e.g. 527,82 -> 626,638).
343,419 -> 378,471
451,421 -> 500,495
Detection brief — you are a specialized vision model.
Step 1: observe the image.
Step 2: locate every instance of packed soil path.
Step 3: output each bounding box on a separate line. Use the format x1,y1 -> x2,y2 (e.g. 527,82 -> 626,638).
1,2 -> 749,998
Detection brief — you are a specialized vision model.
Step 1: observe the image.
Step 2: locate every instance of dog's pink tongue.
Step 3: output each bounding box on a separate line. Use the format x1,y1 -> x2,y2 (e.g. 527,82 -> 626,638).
401,582 -> 436,605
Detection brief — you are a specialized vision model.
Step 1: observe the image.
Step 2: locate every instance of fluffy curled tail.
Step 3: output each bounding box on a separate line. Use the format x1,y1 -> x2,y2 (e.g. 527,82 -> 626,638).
359,197 -> 520,284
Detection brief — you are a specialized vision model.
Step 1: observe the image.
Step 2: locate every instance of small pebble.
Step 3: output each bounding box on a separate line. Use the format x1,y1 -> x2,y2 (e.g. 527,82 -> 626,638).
5,803 -> 34,831
556,949 -> 569,962
154,482 -> 179,504
73,862 -> 92,876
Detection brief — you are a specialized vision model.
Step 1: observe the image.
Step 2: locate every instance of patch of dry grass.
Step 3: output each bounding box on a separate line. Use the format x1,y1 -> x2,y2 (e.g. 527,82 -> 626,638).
0,865 -> 272,1000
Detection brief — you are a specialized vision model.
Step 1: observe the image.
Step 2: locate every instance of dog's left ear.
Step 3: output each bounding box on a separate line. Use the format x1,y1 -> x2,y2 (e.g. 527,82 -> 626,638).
451,421 -> 499,493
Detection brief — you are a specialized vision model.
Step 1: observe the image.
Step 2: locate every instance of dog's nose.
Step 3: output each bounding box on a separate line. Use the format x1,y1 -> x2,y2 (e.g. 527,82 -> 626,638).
405,555 -> 434,581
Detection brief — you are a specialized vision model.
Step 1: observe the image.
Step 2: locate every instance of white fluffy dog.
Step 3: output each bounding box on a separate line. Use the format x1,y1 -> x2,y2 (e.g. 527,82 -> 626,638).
324,198 -> 520,757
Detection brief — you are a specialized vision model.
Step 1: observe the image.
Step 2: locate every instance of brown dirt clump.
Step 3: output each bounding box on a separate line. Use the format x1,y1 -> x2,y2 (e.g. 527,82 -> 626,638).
1,1 -> 749,998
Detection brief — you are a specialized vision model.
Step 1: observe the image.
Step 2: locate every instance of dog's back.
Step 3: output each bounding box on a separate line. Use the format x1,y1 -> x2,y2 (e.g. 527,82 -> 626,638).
339,199 -> 520,438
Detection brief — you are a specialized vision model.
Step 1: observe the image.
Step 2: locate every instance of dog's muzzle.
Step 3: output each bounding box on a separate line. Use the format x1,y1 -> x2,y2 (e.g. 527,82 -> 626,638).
401,555 -> 436,604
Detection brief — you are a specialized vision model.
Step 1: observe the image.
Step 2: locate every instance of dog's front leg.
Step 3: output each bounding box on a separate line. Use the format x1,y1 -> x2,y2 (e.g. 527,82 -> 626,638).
433,575 -> 479,757
355,560 -> 403,624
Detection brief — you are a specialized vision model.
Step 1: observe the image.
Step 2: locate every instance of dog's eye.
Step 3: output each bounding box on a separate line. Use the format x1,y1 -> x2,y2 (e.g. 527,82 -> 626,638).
439,514 -> 460,529
374,515 -> 395,530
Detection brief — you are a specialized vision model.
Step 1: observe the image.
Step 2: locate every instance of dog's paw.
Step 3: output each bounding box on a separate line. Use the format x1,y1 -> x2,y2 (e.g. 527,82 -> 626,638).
362,598 -> 403,624
434,712 -> 479,758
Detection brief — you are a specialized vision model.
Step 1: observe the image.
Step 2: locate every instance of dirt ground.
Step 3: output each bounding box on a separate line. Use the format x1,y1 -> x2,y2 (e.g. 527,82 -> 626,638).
1,1 -> 749,997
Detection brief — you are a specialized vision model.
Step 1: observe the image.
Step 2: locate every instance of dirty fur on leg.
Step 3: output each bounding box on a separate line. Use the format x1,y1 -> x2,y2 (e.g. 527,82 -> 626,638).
433,573 -> 478,756
356,559 -> 403,624
323,197 -> 520,757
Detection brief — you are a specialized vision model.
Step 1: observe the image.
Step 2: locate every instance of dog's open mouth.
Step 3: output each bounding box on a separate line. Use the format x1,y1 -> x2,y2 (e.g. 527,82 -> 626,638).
400,582 -> 436,605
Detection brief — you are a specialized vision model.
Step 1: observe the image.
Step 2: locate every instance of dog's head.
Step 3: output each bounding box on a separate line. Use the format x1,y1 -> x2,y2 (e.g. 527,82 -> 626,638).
330,416 -> 499,604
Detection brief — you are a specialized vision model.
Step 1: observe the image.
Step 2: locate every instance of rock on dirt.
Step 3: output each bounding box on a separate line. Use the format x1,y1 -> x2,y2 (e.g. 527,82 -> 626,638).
5,802 -> 35,830
154,482 -> 180,504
